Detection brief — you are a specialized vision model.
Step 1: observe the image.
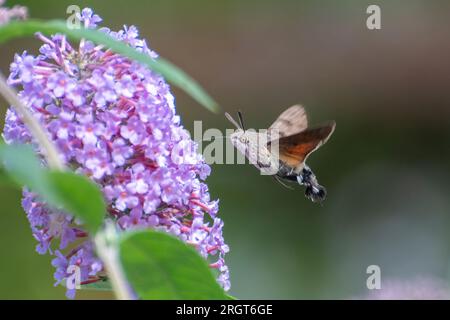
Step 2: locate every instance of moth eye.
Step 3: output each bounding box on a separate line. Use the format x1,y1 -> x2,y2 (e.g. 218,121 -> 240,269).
240,136 -> 248,144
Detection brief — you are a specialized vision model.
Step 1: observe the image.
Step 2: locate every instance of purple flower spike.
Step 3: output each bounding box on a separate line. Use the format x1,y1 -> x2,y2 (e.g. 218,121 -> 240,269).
2,8 -> 229,298
0,0 -> 28,26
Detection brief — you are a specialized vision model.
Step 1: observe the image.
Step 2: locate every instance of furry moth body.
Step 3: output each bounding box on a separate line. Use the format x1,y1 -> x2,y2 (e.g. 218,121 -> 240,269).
226,105 -> 335,203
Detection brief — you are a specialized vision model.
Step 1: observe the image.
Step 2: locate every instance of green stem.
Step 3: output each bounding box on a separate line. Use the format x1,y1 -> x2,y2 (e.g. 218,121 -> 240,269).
0,73 -> 64,170
95,222 -> 134,300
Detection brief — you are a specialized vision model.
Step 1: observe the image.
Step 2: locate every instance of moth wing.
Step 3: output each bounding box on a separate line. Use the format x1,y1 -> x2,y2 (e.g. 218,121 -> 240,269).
270,121 -> 335,169
268,105 -> 308,141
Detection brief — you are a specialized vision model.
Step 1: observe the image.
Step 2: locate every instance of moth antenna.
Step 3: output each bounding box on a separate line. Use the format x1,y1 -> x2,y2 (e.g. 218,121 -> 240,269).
225,112 -> 241,129
237,110 -> 246,131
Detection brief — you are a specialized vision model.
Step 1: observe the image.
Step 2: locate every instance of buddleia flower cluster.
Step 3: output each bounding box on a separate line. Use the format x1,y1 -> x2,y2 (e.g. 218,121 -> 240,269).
0,0 -> 27,25
2,8 -> 229,298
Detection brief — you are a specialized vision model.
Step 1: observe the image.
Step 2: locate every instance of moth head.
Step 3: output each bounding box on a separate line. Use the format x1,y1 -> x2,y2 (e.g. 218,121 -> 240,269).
229,129 -> 248,147
226,111 -> 250,148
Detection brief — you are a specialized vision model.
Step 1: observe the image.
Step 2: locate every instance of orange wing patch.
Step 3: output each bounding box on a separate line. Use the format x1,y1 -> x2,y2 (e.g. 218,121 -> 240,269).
278,141 -> 320,167
270,122 -> 335,169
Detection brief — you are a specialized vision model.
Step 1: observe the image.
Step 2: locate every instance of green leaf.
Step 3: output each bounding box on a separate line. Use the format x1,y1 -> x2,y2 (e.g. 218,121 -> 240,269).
0,20 -> 220,113
120,230 -> 228,300
0,143 -> 51,194
0,143 -> 105,233
0,168 -> 14,186
46,171 -> 105,233
81,279 -> 112,291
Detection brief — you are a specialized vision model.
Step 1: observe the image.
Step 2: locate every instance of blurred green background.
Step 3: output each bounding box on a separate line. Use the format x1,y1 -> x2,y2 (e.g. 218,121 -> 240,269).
1,0 -> 450,299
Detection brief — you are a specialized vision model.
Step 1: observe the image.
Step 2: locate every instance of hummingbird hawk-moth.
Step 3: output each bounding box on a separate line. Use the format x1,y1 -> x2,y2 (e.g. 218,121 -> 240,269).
225,105 -> 335,203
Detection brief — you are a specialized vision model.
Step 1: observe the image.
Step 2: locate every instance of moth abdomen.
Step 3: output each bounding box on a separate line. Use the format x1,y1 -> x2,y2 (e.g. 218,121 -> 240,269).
275,163 -> 327,202
298,166 -> 327,202
304,184 -> 327,203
